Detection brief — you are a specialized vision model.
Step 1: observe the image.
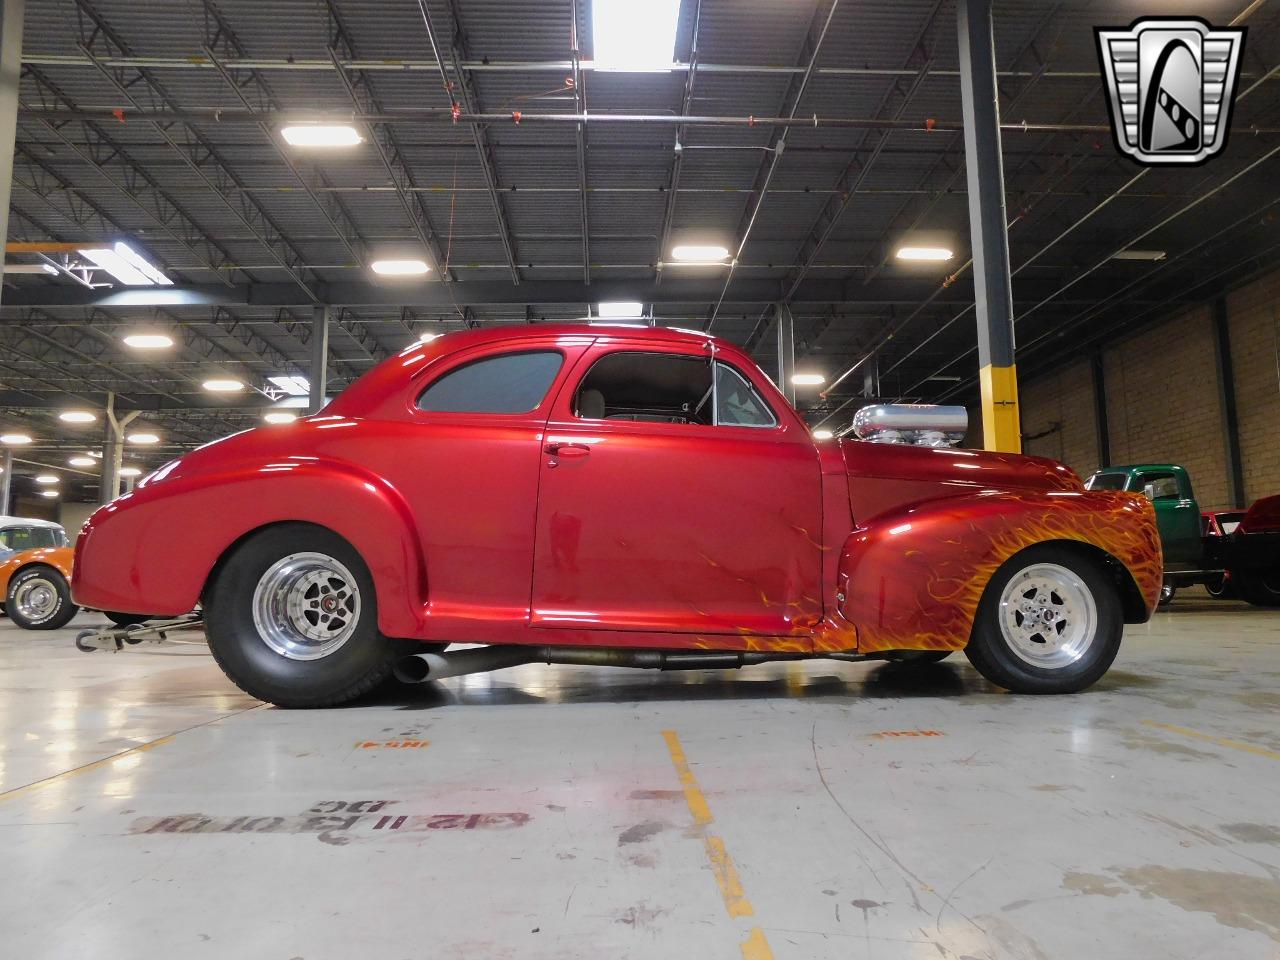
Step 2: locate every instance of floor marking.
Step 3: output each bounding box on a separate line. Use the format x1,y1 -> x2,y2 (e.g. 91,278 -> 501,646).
355,739 -> 430,749
0,704 -> 267,805
1142,720 -> 1280,761
662,730 -> 775,960
870,729 -> 945,739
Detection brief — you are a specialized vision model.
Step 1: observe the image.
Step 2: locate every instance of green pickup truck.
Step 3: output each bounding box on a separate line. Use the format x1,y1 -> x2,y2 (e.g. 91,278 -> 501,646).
1085,463 -> 1280,607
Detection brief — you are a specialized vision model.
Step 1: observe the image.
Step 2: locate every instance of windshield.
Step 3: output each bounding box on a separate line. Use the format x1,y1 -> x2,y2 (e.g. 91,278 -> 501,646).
1085,472 -> 1128,491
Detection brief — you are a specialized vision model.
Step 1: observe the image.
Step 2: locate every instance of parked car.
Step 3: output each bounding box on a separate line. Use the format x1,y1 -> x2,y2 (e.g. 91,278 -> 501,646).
1085,463 -> 1280,606
0,544 -> 154,631
0,516 -> 69,560
73,325 -> 1162,707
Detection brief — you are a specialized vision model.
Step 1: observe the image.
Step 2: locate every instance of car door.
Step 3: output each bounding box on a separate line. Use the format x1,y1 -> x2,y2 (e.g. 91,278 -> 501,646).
529,339 -> 823,640
391,337 -> 592,633
1136,470 -> 1201,566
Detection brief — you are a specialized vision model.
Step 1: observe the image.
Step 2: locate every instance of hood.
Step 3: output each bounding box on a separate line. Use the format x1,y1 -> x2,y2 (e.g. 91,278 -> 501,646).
839,439 -> 1083,493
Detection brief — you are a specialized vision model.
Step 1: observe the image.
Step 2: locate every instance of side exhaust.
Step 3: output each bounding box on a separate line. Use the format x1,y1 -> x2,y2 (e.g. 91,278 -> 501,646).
392,645 -> 821,684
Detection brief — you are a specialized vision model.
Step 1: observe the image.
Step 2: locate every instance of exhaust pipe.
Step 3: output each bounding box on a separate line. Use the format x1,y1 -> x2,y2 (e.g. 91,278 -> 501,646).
392,645 -> 813,684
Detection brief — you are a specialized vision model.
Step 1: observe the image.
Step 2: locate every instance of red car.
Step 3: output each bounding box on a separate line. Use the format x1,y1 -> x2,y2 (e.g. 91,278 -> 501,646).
73,325 -> 1162,707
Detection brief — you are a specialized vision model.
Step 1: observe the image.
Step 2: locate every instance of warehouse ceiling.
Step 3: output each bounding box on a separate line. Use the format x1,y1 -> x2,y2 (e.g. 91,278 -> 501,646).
4,0 -> 1280,499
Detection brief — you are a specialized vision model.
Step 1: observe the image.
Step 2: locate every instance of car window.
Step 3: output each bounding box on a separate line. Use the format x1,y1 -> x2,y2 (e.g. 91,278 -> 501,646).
574,352 -> 714,425
417,350 -> 563,414
28,528 -> 58,549
0,526 -> 34,551
1085,472 -> 1127,491
573,352 -> 777,428
1139,473 -> 1180,501
715,362 -> 777,428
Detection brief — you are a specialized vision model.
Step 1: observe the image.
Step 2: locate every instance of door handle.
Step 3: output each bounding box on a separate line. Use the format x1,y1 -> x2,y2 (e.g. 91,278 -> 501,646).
545,442 -> 591,458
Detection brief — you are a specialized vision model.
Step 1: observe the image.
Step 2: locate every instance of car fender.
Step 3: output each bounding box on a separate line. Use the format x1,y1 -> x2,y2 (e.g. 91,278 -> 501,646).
73,458 -> 427,636
837,489 -> 1162,653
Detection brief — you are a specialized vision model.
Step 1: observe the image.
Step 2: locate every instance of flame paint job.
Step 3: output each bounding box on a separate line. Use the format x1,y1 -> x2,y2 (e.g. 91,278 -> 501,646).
0,546 -> 74,598
72,324 -> 1161,657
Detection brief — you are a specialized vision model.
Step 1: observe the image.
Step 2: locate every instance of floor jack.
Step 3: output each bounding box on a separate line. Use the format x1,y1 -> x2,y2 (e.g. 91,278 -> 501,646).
75,614 -> 206,652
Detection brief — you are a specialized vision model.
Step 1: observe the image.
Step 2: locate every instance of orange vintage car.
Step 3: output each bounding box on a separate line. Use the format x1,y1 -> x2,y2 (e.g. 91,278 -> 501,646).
1,546 -> 149,630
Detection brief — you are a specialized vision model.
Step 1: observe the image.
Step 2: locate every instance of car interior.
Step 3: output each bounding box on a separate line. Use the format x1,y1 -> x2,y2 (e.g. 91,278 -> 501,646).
573,352 -> 775,428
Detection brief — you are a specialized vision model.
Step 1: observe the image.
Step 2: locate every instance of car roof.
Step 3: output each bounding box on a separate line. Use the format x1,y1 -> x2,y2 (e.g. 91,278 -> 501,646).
327,322 -> 736,417
0,516 -> 65,530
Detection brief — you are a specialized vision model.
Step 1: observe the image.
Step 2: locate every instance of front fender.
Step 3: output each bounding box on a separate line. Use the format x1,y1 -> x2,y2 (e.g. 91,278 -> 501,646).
836,490 -> 1162,653
72,459 -> 427,636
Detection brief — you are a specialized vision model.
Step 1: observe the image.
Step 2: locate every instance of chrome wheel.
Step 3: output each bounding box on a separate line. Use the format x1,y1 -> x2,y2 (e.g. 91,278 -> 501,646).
13,576 -> 59,622
998,562 -> 1097,670
251,552 -> 361,661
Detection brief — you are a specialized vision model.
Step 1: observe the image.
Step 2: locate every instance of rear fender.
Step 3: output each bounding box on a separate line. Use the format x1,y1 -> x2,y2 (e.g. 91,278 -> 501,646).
836,490 -> 1162,653
73,459 -> 426,636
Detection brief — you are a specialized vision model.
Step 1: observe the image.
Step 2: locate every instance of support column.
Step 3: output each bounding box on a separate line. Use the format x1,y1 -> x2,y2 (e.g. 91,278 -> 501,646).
310,305 -> 331,415
1090,351 -> 1111,468
1212,298 -> 1246,507
0,0 -> 25,283
775,303 -> 795,405
0,447 -> 12,514
957,0 -> 1020,453
97,394 -> 139,504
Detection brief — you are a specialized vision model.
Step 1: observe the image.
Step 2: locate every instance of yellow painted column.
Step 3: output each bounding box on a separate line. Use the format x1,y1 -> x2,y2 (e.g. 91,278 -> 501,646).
979,362 -> 1021,453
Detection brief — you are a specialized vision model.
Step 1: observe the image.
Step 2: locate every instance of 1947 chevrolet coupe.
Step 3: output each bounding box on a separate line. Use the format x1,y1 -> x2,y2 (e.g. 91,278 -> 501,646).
72,325 -> 1161,707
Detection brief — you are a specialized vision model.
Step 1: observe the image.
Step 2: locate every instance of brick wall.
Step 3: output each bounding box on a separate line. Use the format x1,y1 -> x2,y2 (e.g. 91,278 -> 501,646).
1104,305 -> 1230,509
1020,357 -> 1097,475
1226,271 -> 1280,504
1014,267 -> 1280,510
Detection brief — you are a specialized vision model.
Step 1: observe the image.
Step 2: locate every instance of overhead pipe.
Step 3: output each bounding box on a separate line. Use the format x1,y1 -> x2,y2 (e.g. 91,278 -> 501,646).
14,107 -> 1142,135
707,0 -> 844,332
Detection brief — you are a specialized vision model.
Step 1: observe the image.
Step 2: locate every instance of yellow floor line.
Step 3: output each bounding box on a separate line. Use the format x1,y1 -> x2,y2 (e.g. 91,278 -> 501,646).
1142,720 -> 1280,761
0,734 -> 175,804
662,730 -> 775,960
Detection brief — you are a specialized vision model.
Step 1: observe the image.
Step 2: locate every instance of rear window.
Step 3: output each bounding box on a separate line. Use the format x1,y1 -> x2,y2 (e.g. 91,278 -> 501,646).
417,351 -> 563,414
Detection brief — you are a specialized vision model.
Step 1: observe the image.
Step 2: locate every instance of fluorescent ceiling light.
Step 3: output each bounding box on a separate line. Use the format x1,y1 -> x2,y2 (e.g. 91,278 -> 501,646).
118,467 -> 143,478
670,244 -> 730,263
59,410 -> 97,424
81,242 -> 172,286
1112,249 -> 1167,261
0,433 -> 32,445
791,373 -> 826,387
596,301 -> 644,319
40,490 -> 59,498
35,474 -> 59,484
88,450 -> 103,459
263,412 -> 298,425
122,332 -> 174,349
896,246 -> 954,262
593,0 -> 680,71
69,456 -> 96,467
202,378 -> 245,393
281,124 -> 363,148
371,259 -> 431,276
128,433 -> 160,445
812,429 -> 835,440
267,375 -> 310,397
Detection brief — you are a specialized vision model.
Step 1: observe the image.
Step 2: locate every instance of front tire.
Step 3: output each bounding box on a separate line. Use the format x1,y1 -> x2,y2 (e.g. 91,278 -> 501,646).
204,524 -> 404,707
6,566 -> 79,630
965,545 -> 1122,694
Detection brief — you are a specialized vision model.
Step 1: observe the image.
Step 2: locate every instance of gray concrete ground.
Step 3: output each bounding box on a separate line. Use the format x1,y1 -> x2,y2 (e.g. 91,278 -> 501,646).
0,595 -> 1277,960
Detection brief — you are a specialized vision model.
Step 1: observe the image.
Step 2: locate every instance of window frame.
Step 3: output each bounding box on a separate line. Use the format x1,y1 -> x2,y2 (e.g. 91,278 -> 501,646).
568,347 -> 780,431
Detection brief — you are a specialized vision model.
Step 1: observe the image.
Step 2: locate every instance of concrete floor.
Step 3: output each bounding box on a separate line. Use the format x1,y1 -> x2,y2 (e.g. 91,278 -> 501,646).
0,597 -> 1278,960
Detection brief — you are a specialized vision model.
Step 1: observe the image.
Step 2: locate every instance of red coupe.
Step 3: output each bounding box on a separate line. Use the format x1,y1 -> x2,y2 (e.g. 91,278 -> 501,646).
73,325 -> 1161,706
